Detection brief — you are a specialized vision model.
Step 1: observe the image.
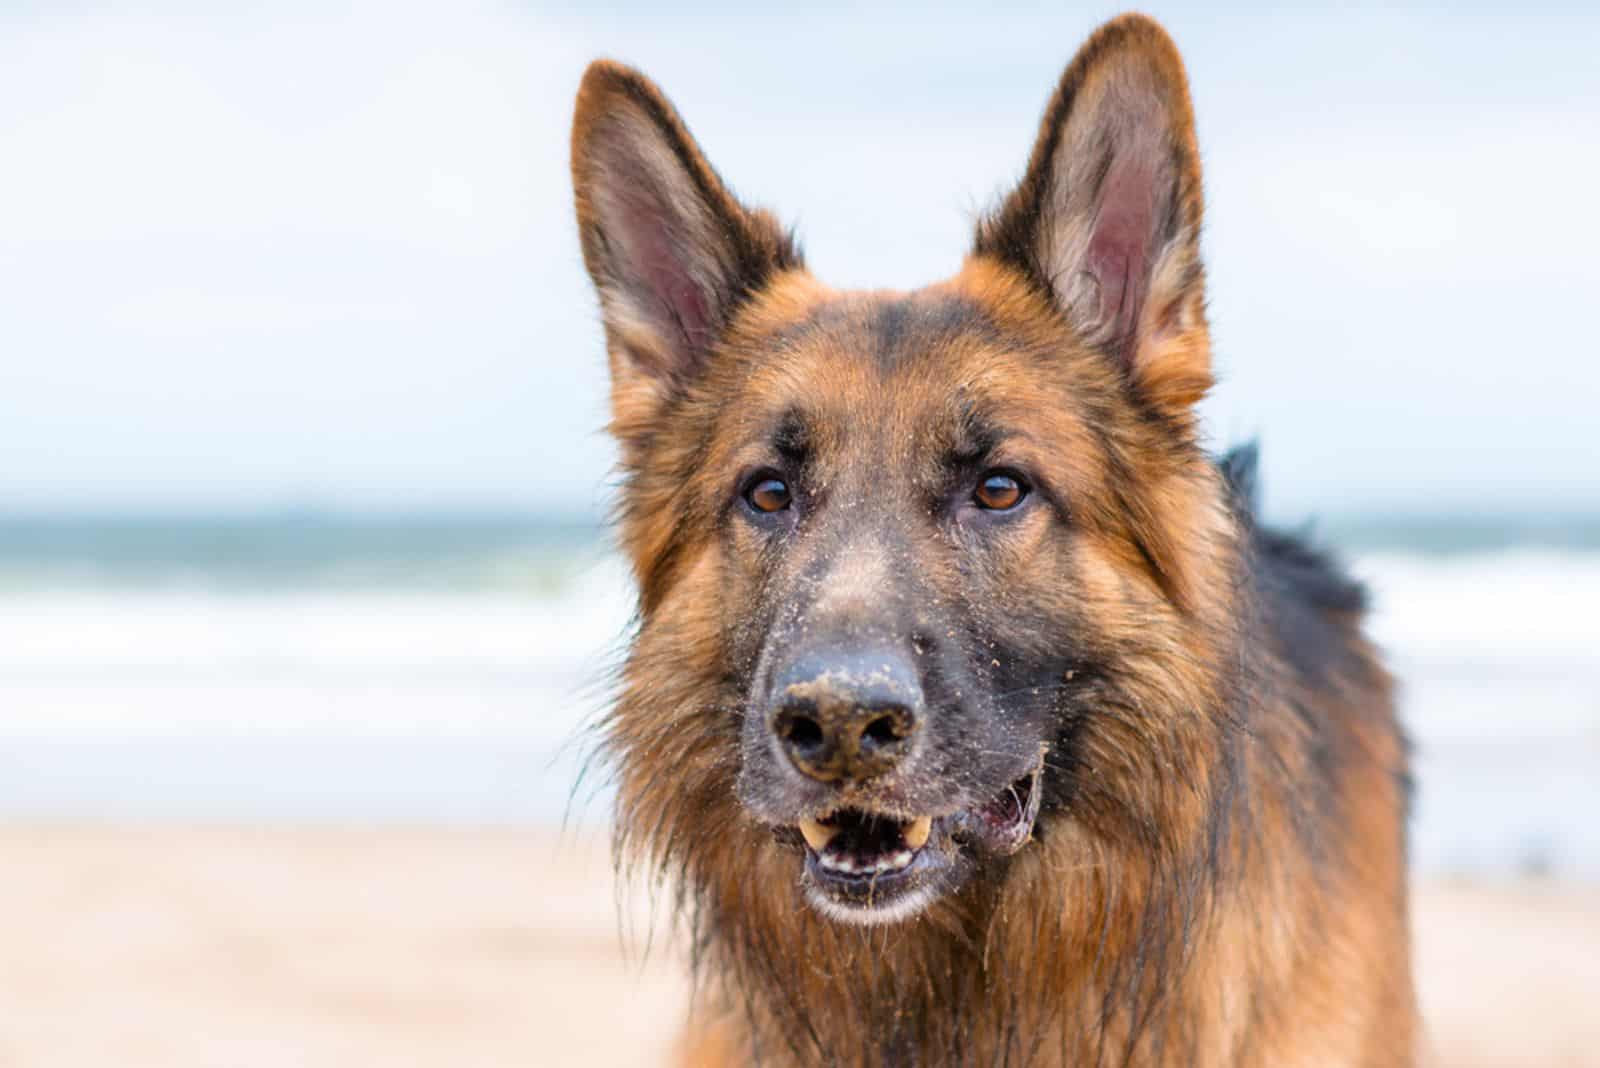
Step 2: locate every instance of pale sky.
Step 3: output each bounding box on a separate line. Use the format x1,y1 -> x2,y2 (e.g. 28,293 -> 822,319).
2,3 -> 1597,518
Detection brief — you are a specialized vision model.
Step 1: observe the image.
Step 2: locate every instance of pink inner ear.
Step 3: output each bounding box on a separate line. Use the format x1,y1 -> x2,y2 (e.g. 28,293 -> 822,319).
627,198 -> 711,355
1085,147 -> 1159,366
607,161 -> 714,376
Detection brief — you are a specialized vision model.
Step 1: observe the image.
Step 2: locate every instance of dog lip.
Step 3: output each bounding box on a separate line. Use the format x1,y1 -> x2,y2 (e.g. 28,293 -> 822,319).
801,812 -> 948,908
948,749 -> 1047,857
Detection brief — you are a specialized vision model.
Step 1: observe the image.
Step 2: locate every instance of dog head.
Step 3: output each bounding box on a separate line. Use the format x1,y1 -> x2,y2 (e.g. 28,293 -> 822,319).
574,15 -> 1236,926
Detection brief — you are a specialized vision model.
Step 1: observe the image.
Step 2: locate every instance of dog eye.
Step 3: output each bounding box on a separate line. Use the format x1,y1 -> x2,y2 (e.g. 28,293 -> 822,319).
745,475 -> 792,513
973,471 -> 1026,511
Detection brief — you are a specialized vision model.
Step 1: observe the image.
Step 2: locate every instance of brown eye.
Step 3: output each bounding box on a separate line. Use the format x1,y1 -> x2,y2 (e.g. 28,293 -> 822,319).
746,476 -> 792,513
974,472 -> 1026,511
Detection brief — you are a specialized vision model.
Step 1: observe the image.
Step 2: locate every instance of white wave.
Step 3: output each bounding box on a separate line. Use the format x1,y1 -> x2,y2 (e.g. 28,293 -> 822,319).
0,556 -> 634,740
1360,550 -> 1600,665
1357,551 -> 1600,744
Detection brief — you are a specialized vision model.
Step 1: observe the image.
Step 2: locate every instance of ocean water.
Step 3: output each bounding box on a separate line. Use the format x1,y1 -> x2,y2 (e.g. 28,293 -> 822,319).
1,515 -> 1596,878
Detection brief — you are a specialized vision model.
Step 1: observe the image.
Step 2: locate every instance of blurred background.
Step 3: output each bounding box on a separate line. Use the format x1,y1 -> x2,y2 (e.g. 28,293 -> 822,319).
1,3 -> 1596,1066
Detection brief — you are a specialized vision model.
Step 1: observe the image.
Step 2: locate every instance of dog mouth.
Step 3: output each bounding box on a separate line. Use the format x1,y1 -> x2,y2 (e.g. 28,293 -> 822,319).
798,809 -> 935,877
794,756 -> 1045,924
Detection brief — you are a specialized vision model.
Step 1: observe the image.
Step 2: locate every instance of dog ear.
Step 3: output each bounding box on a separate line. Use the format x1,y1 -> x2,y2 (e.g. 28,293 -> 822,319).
975,15 -> 1210,417
571,61 -> 801,443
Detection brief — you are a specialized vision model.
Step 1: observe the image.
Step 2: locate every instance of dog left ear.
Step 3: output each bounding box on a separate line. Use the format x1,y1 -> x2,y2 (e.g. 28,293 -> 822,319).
571,61 -> 801,450
975,15 -> 1211,417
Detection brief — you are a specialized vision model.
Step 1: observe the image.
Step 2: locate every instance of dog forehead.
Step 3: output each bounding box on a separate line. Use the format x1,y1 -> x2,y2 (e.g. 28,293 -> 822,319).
766,289 -> 1000,370
728,287 -> 1039,447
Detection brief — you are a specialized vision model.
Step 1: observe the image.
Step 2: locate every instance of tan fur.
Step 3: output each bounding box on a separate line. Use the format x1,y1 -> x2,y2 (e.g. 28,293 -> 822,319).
572,13 -> 1415,1067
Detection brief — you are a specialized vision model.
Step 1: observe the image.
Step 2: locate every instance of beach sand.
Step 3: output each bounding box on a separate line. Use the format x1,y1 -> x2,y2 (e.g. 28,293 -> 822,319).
0,826 -> 1594,1067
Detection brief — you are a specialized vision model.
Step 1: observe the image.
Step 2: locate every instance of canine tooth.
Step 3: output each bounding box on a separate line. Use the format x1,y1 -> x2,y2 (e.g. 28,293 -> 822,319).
891,850 -> 912,868
904,816 -> 932,850
799,818 -> 838,852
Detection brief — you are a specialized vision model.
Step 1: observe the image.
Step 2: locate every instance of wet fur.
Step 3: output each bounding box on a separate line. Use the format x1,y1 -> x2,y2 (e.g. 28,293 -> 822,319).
573,14 -> 1415,1067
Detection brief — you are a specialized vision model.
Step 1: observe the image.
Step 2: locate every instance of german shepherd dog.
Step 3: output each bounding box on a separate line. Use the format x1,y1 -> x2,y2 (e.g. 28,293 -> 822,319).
571,14 -> 1415,1066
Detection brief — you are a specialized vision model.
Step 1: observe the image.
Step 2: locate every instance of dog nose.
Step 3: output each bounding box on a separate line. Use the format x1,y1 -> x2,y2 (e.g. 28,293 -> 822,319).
768,647 -> 923,784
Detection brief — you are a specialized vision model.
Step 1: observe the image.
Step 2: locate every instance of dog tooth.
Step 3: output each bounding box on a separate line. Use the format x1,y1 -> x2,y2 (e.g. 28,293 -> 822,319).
892,850 -> 912,868
904,816 -> 932,850
798,818 -> 838,852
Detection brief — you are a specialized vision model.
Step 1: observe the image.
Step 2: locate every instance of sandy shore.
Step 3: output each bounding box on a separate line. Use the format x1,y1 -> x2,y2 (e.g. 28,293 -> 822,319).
0,826 -> 1595,1067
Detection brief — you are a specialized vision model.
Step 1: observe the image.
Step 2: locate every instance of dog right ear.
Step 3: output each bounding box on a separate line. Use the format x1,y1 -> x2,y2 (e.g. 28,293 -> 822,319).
973,15 -> 1212,420
571,62 -> 801,446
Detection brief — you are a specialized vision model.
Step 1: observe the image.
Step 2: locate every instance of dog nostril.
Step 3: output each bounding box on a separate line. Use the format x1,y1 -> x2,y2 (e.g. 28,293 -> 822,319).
858,708 -> 915,756
778,712 -> 824,755
862,713 -> 902,748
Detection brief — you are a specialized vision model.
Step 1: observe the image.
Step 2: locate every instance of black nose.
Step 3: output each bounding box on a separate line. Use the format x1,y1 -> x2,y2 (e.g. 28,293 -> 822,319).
768,646 -> 923,785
